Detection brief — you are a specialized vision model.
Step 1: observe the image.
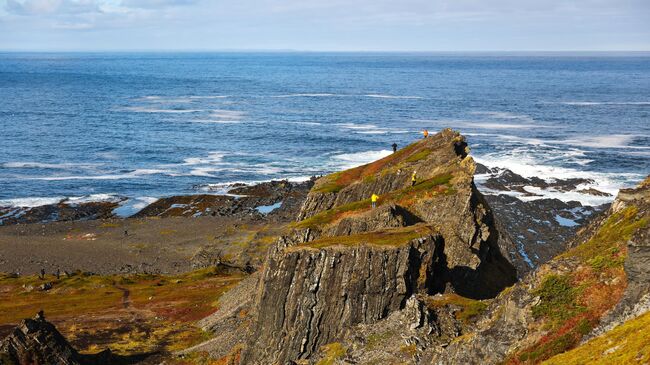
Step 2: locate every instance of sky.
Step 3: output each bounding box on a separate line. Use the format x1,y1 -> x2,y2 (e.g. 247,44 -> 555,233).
1,0 -> 649,51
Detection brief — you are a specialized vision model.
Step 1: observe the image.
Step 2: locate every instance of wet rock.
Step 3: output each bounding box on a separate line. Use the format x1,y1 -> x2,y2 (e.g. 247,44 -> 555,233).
0,200 -> 121,226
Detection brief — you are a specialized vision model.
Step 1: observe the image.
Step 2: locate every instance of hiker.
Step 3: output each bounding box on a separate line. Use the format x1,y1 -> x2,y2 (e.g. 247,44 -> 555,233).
392,143 -> 398,153
55,269 -> 60,280
124,230 -> 128,237
39,268 -> 45,280
371,193 -> 379,209
411,171 -> 417,187
422,129 -> 429,138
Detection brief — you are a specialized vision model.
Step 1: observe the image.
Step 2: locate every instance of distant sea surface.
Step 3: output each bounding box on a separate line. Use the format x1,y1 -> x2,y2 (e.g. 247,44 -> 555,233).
1,52 -> 649,211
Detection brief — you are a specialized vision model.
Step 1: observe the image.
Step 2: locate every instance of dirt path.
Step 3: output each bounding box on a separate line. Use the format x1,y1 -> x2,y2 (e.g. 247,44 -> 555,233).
113,283 -> 131,309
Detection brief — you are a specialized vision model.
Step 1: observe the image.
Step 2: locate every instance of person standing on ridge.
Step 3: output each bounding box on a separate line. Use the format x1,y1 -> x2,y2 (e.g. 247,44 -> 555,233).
411,171 -> 417,187
371,193 -> 379,209
392,143 -> 398,153
422,129 -> 429,138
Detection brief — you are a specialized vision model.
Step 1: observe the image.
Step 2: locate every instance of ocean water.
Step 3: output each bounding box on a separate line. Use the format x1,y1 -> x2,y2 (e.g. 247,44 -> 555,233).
1,52 -> 649,211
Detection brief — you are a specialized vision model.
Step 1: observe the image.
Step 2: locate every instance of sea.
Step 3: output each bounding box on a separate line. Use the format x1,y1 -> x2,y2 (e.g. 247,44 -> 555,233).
1,52 -> 649,215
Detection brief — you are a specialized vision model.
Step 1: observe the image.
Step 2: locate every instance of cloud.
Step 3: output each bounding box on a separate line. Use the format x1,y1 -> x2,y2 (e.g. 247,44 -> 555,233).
4,0 -> 107,16
1,0 -> 648,50
120,0 -> 199,9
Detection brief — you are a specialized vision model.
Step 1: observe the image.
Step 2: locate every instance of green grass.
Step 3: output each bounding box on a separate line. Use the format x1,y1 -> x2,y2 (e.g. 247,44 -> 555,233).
404,149 -> 431,163
531,274 -> 584,323
316,343 -> 347,365
506,205 -> 648,364
424,293 -> 489,324
294,173 -> 455,230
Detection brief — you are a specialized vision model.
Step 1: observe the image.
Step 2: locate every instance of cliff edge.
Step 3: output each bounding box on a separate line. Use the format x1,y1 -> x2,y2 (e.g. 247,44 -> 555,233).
241,129 -> 519,364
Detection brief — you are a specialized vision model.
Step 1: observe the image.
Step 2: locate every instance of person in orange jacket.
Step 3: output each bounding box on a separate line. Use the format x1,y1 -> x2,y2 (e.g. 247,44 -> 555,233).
422,129 -> 429,138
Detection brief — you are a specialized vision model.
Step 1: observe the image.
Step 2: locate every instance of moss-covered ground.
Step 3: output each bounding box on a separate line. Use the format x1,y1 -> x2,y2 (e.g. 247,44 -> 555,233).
505,206 -> 648,364
423,293 -> 489,324
311,133 -> 457,194
294,173 -> 454,230
0,268 -> 244,361
542,310 -> 650,365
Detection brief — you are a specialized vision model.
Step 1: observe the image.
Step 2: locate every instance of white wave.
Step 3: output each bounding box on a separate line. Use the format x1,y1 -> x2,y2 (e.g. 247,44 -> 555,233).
112,196 -> 158,217
469,111 -> 535,123
357,130 -> 388,134
121,106 -> 205,113
336,123 -> 378,130
3,162 -> 100,169
557,134 -> 650,149
64,193 -> 122,205
191,119 -> 243,124
0,196 -> 65,208
187,95 -> 230,99
273,93 -> 337,98
363,94 -> 423,99
22,169 -> 170,181
136,96 -> 194,103
560,101 -> 650,106
272,93 -> 423,99
183,152 -> 225,165
331,150 -> 392,169
473,152 -> 643,206
209,109 -> 246,120
410,119 -> 539,130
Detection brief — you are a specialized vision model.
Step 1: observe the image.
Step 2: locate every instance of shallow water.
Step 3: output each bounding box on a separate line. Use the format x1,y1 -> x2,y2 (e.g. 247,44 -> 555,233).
1,52 -> 649,207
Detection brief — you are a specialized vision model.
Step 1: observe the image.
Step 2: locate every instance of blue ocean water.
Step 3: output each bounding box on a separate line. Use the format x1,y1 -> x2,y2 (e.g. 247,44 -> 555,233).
1,52 -> 649,209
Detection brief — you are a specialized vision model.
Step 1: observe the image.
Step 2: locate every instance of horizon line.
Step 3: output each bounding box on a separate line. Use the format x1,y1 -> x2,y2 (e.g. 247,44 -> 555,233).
1,49 -> 650,54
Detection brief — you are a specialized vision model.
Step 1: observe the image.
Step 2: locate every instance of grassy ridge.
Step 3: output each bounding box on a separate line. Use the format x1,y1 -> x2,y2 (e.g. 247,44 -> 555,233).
506,206 -> 648,364
294,173 -> 453,230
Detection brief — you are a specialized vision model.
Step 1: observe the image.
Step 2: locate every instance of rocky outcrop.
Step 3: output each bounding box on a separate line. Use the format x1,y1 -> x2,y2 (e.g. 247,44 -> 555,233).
240,130 -> 519,364
429,175 -> 650,365
0,312 -> 125,365
475,164 -> 609,272
135,180 -> 314,221
241,234 -> 444,363
0,312 -> 154,365
0,312 -> 83,365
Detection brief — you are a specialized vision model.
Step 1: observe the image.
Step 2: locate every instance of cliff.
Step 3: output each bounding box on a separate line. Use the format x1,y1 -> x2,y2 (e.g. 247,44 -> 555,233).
426,176 -> 649,364
240,129 -> 519,364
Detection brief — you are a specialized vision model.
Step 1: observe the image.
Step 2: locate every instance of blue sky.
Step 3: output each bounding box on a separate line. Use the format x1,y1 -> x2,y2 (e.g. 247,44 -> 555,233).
1,0 -> 649,51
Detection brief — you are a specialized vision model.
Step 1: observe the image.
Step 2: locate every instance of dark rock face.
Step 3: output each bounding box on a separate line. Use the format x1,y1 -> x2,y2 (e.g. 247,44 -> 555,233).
0,312 -> 82,365
241,235 -> 444,363
240,130 -> 519,364
0,312 -> 150,365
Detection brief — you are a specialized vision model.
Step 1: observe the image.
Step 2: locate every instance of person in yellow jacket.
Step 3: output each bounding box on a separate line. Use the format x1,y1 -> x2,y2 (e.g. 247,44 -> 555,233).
422,129 -> 429,138
411,171 -> 417,187
371,193 -> 379,209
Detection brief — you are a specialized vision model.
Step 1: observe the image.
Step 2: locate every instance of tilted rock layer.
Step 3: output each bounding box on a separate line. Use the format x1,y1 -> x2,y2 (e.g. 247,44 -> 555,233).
241,129 -> 519,364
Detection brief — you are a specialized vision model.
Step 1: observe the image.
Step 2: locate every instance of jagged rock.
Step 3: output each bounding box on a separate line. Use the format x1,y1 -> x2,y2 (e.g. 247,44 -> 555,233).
322,204 -> 421,237
429,175 -> 650,364
0,312 -> 149,365
0,312 -> 82,365
241,234 -> 445,364
241,130 -> 518,364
